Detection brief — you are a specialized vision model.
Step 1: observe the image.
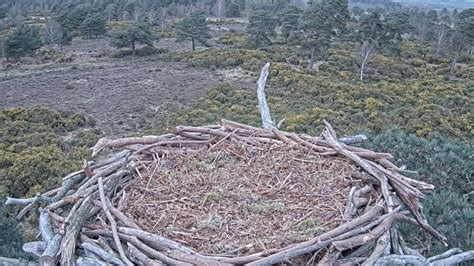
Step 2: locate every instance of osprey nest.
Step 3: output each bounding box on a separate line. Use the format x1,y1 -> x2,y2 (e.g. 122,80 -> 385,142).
9,118 -> 472,266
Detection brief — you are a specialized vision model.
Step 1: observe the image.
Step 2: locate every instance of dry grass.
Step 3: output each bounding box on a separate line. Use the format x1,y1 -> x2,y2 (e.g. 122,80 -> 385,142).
124,139 -> 360,255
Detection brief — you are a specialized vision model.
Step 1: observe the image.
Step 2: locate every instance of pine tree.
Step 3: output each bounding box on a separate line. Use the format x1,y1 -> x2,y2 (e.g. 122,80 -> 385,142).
355,12 -> 401,81
79,13 -> 107,39
246,11 -> 277,48
109,22 -> 155,56
5,24 -> 42,62
280,6 -> 302,43
176,12 -> 211,51
297,0 -> 348,69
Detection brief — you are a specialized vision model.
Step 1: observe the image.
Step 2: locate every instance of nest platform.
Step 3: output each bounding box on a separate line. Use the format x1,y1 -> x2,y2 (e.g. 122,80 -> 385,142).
6,120 -> 452,265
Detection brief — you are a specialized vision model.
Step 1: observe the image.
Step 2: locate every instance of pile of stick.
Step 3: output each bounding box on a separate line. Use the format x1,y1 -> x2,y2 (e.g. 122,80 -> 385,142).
6,119 -> 474,265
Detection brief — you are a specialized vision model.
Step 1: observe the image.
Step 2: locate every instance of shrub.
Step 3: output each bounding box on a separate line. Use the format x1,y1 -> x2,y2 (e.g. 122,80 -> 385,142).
187,48 -> 268,71
218,32 -> 248,47
364,129 -> 473,256
0,200 -> 25,258
0,106 -> 99,198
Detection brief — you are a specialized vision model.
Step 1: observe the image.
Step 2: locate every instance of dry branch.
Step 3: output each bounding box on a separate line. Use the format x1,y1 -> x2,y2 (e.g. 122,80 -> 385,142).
4,118 -> 463,265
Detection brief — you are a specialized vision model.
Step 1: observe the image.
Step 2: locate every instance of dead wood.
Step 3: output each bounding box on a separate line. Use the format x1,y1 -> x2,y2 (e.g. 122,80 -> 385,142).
4,118 -> 462,265
98,176 -> 133,266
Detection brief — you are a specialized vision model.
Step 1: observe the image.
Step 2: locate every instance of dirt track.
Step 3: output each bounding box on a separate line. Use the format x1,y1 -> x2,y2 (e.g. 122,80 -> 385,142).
0,59 -> 221,137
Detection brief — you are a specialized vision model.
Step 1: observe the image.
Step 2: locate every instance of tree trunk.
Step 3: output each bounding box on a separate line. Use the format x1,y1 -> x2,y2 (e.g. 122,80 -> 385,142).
149,10 -> 153,26
360,61 -> 366,81
192,38 -> 195,51
132,41 -> 136,56
309,47 -> 315,70
450,53 -> 458,78
358,41 -> 374,81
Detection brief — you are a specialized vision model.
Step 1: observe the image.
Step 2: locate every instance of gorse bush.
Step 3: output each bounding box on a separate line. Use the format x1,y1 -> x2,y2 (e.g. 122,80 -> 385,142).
156,63 -> 472,141
0,106 -> 100,198
217,32 -> 248,47
0,107 -> 100,258
187,48 -> 268,71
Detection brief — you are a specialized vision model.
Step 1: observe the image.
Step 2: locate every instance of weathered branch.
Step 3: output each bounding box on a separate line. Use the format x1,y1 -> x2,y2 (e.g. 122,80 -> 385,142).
98,176 -> 133,266
257,62 -> 273,130
430,250 -> 474,265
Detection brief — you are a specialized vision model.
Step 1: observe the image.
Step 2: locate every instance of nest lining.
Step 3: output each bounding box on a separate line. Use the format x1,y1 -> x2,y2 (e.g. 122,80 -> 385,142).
125,139 -> 363,255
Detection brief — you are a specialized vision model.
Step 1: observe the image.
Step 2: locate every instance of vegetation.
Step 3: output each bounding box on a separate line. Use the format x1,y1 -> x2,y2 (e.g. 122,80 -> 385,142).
109,22 -> 155,56
0,200 -> 24,258
0,0 -> 473,261
79,13 -> 106,39
364,130 -> 473,256
4,24 -> 42,62
176,11 -> 210,51
0,107 -> 100,198
0,107 -> 101,257
246,11 -> 277,48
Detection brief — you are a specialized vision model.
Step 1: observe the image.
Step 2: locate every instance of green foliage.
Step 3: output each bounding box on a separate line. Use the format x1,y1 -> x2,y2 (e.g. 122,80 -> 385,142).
296,0 -> 349,68
109,22 -> 155,56
79,13 -> 106,38
5,24 -> 42,62
358,12 -> 402,48
0,107 -> 100,198
364,130 -> 473,256
38,47 -> 74,63
54,4 -> 93,34
187,48 -> 268,71
0,200 -> 25,258
280,6 -> 302,43
225,2 -> 241,17
246,11 -> 277,48
159,55 -> 473,141
176,12 -> 210,51
217,32 -> 248,47
458,8 -> 474,46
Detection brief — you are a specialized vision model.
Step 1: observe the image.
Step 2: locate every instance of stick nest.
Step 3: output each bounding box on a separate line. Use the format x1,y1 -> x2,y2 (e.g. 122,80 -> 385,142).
6,119 -> 449,265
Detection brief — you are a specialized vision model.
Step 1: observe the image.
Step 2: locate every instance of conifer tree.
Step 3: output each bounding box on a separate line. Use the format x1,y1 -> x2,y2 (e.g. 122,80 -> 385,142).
246,11 -> 277,48
176,11 -> 211,51
5,24 -> 42,62
79,13 -> 107,39
297,0 -> 348,69
109,22 -> 155,56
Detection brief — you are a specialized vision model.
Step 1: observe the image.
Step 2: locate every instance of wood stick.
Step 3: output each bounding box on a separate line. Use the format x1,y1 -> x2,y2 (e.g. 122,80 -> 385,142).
426,248 -> 463,263
39,208 -> 55,244
127,243 -> 163,266
98,176 -> 133,266
39,234 -> 62,266
361,231 -> 390,266
430,250 -> 474,265
248,205 -> 384,265
84,229 -> 191,265
81,241 -> 124,265
22,241 -> 46,258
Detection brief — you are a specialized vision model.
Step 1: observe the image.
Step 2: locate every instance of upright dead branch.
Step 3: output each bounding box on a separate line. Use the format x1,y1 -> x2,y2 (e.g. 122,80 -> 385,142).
257,62 -> 274,130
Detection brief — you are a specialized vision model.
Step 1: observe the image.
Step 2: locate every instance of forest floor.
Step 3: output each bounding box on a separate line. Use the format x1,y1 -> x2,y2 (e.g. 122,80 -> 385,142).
0,36 -> 252,137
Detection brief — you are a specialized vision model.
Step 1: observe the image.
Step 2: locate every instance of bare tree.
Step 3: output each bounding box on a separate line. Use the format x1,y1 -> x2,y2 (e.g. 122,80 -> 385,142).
433,24 -> 449,56
410,13 -> 429,43
42,19 -> 63,48
217,0 -> 225,20
356,41 -> 376,81
159,7 -> 168,33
